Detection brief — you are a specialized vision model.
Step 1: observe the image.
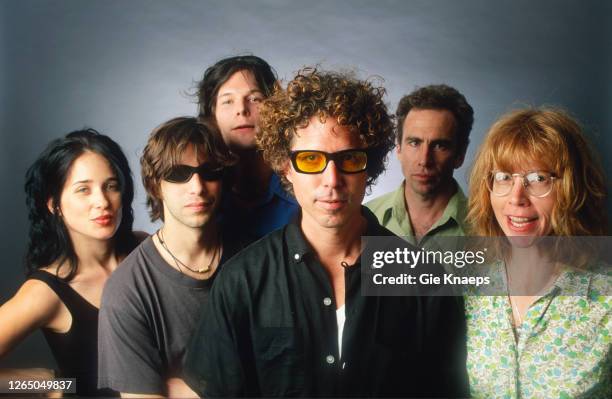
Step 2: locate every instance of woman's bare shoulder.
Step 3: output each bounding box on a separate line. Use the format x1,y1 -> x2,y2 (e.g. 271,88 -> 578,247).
17,278 -> 62,307
3,278 -> 63,328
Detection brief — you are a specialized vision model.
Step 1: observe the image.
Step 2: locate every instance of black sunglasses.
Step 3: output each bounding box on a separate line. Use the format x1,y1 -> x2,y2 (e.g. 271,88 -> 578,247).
164,163 -> 225,183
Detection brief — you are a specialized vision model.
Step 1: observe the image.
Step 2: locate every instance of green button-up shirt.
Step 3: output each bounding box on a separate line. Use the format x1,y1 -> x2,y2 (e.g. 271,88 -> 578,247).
366,179 -> 468,247
465,264 -> 612,399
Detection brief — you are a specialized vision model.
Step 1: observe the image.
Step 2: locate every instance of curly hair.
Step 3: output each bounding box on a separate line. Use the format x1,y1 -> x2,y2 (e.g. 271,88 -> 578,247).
140,117 -> 237,222
257,68 -> 395,191
24,129 -> 137,281
468,107 -> 608,238
396,84 -> 474,157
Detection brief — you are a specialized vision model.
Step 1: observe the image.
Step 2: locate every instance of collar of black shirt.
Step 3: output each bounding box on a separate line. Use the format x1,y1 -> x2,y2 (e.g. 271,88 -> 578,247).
285,206 -> 395,268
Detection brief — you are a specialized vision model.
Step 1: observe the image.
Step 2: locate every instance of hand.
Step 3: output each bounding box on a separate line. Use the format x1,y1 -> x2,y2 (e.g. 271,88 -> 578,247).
0,368 -> 61,397
0,367 -> 55,380
165,377 -> 199,398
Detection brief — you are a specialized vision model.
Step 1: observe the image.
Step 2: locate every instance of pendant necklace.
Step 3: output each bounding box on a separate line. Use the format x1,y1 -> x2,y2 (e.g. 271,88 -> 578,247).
504,262 -> 523,343
156,229 -> 220,274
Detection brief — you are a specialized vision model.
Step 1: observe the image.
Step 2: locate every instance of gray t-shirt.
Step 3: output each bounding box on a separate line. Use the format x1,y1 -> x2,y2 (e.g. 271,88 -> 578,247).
97,236 -> 237,394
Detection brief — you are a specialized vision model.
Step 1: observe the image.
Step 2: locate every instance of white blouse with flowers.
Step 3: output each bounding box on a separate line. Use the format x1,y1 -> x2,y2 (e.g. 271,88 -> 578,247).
465,263 -> 611,399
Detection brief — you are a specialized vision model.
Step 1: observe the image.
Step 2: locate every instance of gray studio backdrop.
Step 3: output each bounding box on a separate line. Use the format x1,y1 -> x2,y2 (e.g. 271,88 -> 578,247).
1,0 -> 611,367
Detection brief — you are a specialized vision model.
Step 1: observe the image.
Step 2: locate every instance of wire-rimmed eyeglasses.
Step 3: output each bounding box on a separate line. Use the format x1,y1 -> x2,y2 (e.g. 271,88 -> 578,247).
486,171 -> 558,198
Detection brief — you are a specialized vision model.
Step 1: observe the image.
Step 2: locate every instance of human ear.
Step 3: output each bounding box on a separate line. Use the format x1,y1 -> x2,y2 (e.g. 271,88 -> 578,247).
47,198 -> 55,214
154,180 -> 164,201
47,198 -> 61,216
454,141 -> 468,169
454,152 -> 466,169
283,160 -> 294,184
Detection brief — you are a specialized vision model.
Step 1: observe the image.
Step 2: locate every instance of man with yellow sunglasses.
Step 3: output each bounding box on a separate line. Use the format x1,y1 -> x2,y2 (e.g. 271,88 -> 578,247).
184,68 -> 468,397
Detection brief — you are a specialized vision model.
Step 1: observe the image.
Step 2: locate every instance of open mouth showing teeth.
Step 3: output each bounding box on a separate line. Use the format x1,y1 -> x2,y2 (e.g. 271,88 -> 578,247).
508,216 -> 537,227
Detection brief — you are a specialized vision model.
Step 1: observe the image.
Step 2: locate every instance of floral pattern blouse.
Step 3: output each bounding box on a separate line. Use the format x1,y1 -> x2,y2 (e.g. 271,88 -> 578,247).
465,264 -> 611,398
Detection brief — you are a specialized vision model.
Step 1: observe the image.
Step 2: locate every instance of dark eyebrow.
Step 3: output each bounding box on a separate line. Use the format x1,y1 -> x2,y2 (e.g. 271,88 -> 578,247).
218,89 -> 264,98
404,136 -> 422,142
72,177 -> 118,186
431,139 -> 454,146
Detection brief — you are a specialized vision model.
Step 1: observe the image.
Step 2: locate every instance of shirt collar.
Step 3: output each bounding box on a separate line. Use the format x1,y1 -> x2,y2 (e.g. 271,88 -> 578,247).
285,206 -> 390,265
551,267 -> 592,298
431,182 -> 468,232
391,182 -> 414,236
285,218 -> 311,264
224,173 -> 297,208
492,261 -> 593,299
390,179 -> 467,236
269,173 -> 298,205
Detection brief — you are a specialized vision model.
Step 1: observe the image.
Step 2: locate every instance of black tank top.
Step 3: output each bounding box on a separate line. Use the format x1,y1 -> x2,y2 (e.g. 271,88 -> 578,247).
28,270 -> 118,397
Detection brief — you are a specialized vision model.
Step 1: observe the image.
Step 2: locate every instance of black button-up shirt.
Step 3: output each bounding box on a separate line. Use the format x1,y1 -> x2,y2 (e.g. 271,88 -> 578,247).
184,207 -> 468,397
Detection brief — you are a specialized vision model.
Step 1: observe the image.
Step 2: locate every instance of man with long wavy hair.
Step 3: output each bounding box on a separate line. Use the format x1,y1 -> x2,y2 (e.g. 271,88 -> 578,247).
196,55 -> 298,240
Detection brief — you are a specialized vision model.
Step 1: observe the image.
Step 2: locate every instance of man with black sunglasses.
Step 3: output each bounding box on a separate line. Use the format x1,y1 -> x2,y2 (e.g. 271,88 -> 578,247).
184,69 -> 469,397
98,117 -> 245,397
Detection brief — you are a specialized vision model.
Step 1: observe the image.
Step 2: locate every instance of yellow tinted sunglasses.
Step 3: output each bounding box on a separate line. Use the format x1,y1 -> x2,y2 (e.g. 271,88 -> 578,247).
289,149 -> 368,174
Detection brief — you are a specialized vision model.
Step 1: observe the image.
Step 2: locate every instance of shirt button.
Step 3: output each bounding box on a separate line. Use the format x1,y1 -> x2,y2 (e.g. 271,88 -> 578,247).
326,355 -> 335,364
323,297 -> 332,306
294,253 -> 301,261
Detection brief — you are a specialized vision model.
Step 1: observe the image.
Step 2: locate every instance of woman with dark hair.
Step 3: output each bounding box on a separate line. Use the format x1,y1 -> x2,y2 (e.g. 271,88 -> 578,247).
465,108 -> 611,398
0,129 -> 141,396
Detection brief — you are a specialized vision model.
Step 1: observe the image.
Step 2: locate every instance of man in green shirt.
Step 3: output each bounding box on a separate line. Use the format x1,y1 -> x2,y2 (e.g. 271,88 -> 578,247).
367,84 -> 473,247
